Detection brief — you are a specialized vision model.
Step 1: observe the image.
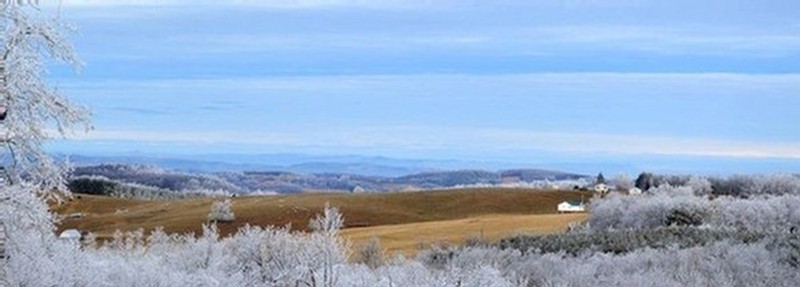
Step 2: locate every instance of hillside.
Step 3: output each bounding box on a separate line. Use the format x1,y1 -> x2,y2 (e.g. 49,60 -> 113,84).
54,188 -> 592,245
68,164 -> 588,196
344,213 -> 587,256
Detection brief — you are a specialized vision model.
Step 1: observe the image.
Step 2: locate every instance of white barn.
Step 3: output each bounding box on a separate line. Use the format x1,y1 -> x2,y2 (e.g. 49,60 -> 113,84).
594,183 -> 610,194
59,229 -> 82,241
557,200 -> 586,213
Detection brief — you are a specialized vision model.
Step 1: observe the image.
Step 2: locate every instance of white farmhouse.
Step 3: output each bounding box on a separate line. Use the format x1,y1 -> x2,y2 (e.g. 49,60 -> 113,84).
557,200 -> 586,213
59,229 -> 82,242
594,183 -> 610,194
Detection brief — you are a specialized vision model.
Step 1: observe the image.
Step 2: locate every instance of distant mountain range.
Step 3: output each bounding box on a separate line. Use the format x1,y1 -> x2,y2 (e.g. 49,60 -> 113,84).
64,154 -> 448,177
65,153 -> 590,177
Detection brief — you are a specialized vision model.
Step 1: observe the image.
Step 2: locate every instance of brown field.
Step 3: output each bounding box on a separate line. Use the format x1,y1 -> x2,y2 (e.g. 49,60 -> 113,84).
53,188 -> 590,255
343,213 -> 587,257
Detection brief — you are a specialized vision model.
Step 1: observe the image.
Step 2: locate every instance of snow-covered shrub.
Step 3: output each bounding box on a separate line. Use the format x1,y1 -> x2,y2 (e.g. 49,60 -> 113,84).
613,174 -> 633,191
498,226 -> 765,255
589,185 -> 708,230
354,237 -> 386,269
208,199 -> 235,223
417,243 -> 460,270
686,176 -> 714,195
708,195 -> 800,232
309,202 -> 345,235
705,174 -> 800,197
589,186 -> 800,233
502,241 -> 799,287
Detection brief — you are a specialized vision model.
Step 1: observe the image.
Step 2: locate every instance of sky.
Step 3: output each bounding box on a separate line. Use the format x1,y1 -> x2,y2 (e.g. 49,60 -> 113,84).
40,0 -> 800,174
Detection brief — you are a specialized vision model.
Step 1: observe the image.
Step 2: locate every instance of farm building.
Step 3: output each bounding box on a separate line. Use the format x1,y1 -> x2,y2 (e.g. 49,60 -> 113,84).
594,183 -> 610,194
59,229 -> 82,242
557,200 -> 586,213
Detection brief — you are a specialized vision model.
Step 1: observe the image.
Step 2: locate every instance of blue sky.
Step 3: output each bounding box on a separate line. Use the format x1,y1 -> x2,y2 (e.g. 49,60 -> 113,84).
44,0 -> 800,173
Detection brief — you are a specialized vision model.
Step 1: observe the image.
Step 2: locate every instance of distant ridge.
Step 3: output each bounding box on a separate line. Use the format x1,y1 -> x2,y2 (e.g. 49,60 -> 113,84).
62,154 -> 438,177
68,162 -> 588,196
61,153 -> 588,177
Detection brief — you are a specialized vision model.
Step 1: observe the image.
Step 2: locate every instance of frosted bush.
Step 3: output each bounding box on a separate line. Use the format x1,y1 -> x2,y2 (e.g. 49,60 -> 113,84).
589,192 -> 800,233
309,202 -> 344,235
208,199 -> 236,223
354,237 -> 386,269
589,186 -> 708,230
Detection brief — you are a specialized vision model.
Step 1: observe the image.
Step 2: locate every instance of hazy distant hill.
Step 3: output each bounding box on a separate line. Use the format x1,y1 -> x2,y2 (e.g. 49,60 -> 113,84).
68,163 -> 588,196
393,170 -> 501,188
63,154 -> 435,177
61,153 -> 627,177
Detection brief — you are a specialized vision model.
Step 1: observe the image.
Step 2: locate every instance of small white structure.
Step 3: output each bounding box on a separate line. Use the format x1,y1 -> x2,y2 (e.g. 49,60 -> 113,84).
59,229 -> 82,241
557,200 -> 586,213
628,187 -> 643,195
594,183 -> 610,194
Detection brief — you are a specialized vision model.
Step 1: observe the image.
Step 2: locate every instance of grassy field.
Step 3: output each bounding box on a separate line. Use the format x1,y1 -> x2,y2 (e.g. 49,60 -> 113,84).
53,188 -> 590,254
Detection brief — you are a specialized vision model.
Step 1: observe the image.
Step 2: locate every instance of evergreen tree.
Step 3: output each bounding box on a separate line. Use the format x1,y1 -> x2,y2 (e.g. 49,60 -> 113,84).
635,172 -> 656,191
596,172 -> 606,185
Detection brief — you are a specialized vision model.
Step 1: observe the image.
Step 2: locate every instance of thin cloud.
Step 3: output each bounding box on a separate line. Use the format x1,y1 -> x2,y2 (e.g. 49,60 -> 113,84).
56,0 -> 443,9
59,2 -> 800,59
87,25 -> 800,59
531,25 -> 800,57
71,127 -> 800,160
56,72 -> 800,160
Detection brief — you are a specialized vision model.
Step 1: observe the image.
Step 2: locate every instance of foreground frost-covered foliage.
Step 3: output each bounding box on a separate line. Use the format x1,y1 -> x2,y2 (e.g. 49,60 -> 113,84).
2,202 -> 798,286
5,203 -> 512,286
4,185 -> 800,286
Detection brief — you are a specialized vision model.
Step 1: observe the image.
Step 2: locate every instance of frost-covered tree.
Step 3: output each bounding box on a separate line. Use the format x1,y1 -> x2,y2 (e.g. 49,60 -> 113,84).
309,202 -> 345,236
595,172 -> 605,185
306,203 -> 348,286
208,199 -> 235,223
0,3 -> 89,285
0,3 -> 89,193
685,176 -> 713,195
612,174 -> 632,191
635,172 -> 656,191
